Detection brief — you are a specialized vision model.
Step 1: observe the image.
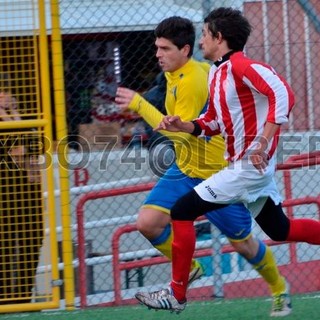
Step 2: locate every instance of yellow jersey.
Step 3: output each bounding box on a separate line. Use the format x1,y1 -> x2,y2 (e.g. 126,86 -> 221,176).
129,58 -> 227,179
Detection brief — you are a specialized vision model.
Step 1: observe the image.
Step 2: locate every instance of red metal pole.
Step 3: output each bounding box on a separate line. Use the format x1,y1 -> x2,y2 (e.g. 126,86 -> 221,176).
75,182 -> 155,308
112,224 -> 137,305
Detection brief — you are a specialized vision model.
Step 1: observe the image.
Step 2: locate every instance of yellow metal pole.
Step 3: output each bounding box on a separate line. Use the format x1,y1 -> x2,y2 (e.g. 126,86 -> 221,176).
38,0 -> 60,307
0,119 -> 48,129
50,0 -> 75,309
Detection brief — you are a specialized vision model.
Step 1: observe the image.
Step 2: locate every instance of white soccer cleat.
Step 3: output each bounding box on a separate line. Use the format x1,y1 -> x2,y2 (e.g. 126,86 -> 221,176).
135,288 -> 186,314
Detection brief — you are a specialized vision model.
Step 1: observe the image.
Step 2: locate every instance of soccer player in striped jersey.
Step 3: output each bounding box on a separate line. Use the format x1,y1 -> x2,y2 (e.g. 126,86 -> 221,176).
116,16 -> 293,317
138,7 -> 320,316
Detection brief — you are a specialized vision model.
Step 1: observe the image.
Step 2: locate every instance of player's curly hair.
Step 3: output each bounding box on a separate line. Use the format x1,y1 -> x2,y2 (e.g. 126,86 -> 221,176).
204,7 -> 252,52
155,16 -> 195,57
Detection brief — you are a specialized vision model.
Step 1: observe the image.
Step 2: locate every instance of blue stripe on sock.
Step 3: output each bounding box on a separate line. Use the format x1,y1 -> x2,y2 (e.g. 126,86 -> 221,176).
247,240 -> 266,265
150,224 -> 171,246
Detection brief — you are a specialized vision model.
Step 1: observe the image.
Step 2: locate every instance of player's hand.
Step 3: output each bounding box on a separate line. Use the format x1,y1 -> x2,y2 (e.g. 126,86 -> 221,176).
249,149 -> 269,174
115,87 -> 136,111
154,115 -> 184,132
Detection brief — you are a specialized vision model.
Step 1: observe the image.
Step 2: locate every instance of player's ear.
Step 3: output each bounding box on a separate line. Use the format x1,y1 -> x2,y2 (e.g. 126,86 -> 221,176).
181,44 -> 191,57
216,32 -> 223,44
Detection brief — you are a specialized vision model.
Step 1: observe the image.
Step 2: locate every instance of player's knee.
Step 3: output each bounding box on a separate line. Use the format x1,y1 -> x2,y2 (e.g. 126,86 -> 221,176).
136,208 -> 171,239
136,218 -> 149,237
230,239 -> 257,259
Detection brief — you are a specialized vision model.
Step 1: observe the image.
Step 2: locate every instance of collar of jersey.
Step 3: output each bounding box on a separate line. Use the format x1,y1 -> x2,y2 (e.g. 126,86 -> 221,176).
214,50 -> 237,67
167,58 -> 195,79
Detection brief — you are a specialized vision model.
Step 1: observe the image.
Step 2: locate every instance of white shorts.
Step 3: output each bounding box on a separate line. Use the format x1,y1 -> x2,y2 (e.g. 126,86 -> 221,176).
194,158 -> 282,218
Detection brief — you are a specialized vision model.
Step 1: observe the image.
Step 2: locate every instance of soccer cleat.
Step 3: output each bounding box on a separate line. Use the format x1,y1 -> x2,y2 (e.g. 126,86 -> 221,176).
270,281 -> 292,317
135,288 -> 186,314
188,260 -> 204,287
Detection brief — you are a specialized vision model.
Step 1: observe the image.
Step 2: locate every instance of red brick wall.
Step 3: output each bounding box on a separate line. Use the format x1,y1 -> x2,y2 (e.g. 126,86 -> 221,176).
244,1 -> 320,131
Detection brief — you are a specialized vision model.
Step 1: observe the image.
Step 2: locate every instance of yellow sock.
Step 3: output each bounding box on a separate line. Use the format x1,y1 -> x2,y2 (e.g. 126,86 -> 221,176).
253,246 -> 286,296
153,225 -> 196,271
154,228 -> 173,260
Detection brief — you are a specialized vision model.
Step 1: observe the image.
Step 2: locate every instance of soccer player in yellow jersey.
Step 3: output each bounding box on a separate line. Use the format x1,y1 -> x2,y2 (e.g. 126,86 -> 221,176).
116,16 -> 290,316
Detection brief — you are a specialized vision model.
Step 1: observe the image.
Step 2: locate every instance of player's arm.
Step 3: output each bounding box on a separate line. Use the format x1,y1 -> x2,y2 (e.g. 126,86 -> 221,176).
155,96 -> 221,136
243,64 -> 295,124
241,63 -> 295,173
156,111 -> 220,137
158,97 -> 221,136
115,87 -> 190,141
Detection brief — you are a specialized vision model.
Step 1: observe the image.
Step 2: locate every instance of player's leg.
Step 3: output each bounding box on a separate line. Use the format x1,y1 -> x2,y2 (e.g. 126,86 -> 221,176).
255,197 -> 320,244
138,196 -> 291,316
207,204 -> 286,294
135,190 -> 203,314
207,204 -> 291,317
136,163 -> 203,284
169,189 -> 225,304
232,238 -> 286,293
232,237 -> 291,315
137,208 -> 172,257
136,164 -> 255,310
167,164 -> 255,304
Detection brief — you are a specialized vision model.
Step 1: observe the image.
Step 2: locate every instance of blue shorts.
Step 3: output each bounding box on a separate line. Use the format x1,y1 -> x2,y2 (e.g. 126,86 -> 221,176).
143,163 -> 252,241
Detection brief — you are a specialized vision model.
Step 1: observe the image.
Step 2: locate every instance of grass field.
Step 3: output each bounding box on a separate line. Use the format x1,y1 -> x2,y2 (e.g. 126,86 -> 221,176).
0,293 -> 319,320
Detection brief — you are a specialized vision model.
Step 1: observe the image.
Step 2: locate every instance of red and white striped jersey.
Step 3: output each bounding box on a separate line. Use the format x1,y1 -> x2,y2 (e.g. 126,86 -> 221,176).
195,52 -> 295,162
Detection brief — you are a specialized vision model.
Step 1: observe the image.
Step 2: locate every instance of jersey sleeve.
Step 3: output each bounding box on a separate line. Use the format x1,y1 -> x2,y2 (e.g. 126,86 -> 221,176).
193,97 -> 221,136
242,63 -> 295,125
128,93 -> 191,141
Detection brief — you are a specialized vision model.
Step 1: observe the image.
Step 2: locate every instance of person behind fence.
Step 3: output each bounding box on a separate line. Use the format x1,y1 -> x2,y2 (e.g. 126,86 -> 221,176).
142,72 -> 170,148
136,7 -> 320,315
116,16 -> 293,317
0,73 -> 44,304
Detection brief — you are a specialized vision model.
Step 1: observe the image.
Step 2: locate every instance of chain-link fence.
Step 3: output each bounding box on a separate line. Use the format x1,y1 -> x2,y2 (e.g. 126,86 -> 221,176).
1,0 -> 319,313
0,0 -> 60,312
55,0 -> 320,310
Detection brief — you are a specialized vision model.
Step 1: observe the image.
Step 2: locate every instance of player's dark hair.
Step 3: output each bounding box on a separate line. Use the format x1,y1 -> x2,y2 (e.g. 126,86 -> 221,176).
204,7 -> 252,51
155,16 -> 195,57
